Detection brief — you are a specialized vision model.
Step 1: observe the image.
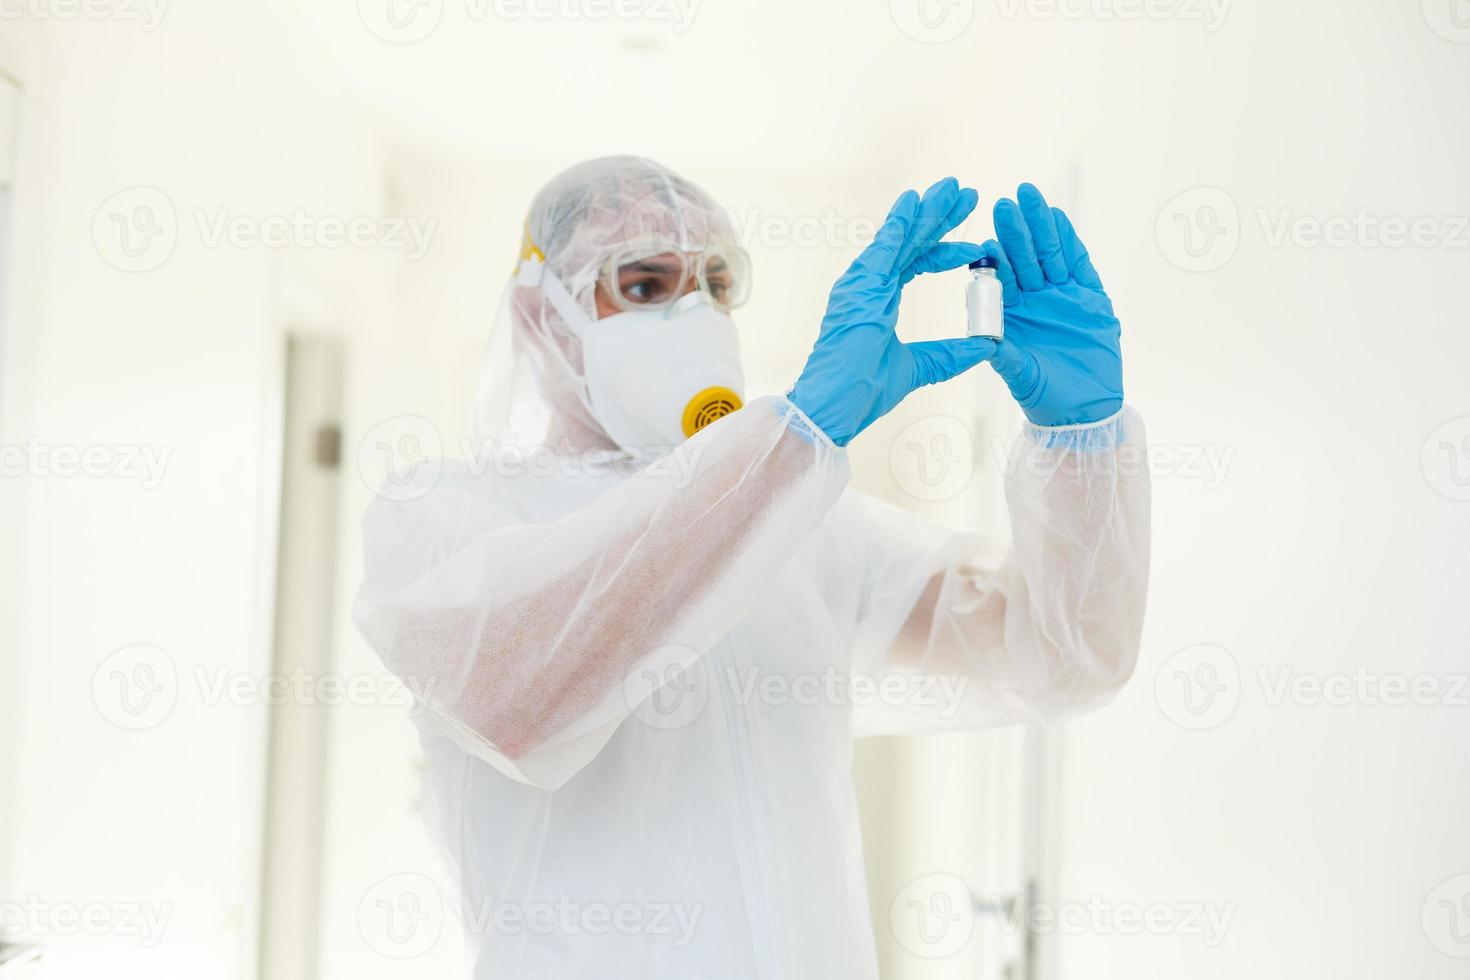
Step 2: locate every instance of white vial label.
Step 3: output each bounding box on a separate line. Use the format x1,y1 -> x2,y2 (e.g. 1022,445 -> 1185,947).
966,270 -> 1004,340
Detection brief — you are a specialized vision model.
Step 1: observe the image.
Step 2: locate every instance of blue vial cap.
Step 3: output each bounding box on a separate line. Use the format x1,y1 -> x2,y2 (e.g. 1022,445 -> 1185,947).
968,256 -> 998,270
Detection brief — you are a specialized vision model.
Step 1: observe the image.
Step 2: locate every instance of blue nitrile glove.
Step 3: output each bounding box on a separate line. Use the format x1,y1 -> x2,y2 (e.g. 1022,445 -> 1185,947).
983,183 -> 1124,427
788,178 -> 996,447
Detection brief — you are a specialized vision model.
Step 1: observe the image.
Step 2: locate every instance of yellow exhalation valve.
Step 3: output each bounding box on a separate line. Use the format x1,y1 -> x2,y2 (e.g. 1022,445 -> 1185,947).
682,386 -> 743,438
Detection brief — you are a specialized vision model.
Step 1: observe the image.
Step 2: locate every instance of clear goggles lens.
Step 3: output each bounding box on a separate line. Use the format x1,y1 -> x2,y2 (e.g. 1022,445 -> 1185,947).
601,246 -> 752,314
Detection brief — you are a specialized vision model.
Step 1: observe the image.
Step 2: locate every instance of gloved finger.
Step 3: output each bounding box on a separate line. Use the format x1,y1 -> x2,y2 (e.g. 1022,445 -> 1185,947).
986,340 -> 1041,399
850,189 -> 920,280
899,241 -> 986,285
896,178 -> 964,272
1053,207 -> 1105,290
906,337 -> 998,387
981,240 -> 1023,308
935,184 -> 980,247
993,198 -> 1045,291
1018,183 -> 1069,285
896,184 -> 980,283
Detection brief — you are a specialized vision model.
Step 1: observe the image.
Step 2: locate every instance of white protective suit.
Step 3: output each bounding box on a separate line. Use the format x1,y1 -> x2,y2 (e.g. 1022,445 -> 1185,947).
353,156 -> 1151,979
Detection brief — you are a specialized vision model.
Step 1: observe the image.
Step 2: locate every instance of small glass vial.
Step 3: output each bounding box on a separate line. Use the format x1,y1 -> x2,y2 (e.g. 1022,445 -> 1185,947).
965,256 -> 1004,341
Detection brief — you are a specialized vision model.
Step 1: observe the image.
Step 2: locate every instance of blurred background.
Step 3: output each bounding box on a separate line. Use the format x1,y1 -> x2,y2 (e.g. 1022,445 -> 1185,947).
2,0 -> 1469,977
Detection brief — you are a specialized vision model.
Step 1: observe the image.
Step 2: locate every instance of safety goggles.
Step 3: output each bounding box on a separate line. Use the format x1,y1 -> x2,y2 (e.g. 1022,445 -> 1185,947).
599,244 -> 752,314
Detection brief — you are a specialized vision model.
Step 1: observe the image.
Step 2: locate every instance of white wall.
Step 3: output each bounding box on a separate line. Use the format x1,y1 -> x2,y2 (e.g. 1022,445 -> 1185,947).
0,5 -> 393,977
0,62 -> 25,931
889,4 -> 1470,977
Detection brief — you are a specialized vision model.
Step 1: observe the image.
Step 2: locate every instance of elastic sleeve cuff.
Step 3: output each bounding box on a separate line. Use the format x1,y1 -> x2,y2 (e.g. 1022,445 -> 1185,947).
1020,405 -> 1139,453
775,393 -> 842,452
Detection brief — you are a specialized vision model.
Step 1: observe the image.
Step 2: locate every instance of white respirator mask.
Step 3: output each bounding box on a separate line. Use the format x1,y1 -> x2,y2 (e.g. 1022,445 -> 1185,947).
519,256 -> 745,455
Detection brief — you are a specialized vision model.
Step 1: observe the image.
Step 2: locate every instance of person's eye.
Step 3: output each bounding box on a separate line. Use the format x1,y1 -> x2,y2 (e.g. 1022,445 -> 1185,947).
622,274 -> 676,304
705,269 -> 732,296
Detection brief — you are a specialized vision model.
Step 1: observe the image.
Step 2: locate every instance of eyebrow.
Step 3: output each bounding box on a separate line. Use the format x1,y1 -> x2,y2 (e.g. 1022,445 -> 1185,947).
622,257 -> 684,274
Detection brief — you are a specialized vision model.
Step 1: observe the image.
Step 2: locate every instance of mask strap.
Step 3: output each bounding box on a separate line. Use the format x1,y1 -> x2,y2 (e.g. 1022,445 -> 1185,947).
514,254 -> 615,441
517,256 -> 595,337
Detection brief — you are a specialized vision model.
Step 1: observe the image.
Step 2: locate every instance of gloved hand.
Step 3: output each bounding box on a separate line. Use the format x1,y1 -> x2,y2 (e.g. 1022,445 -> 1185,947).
982,183 -> 1124,427
789,178 -> 995,447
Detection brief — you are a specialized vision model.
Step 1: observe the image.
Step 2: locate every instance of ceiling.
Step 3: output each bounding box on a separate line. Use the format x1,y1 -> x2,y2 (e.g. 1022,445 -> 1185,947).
294,0 -> 1002,172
